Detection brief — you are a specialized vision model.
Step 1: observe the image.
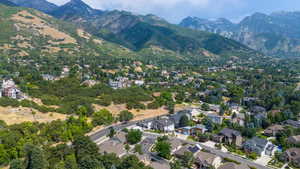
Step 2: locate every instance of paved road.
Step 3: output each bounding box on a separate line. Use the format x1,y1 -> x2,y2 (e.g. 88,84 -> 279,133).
89,116 -> 162,142
89,119 -> 271,169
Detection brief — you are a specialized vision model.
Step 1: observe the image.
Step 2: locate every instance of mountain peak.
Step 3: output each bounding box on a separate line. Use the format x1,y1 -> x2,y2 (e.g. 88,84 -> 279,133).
51,0 -> 102,19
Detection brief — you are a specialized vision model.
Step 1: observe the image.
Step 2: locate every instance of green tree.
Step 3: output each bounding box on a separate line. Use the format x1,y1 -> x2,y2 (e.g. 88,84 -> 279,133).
201,103 -> 210,111
119,110 -> 134,122
108,127 -> 116,138
92,109 -> 114,126
0,144 -> 9,165
134,144 -> 143,155
65,155 -> 79,169
126,129 -> 142,145
181,152 -> 195,168
9,159 -> 24,169
24,144 -> 48,169
179,115 -> 189,127
170,160 -> 182,169
78,155 -> 103,169
54,161 -> 66,169
154,140 -> 171,159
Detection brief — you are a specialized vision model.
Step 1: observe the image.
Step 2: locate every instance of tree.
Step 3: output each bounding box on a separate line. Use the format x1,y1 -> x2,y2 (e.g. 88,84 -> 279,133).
154,140 -> 171,159
78,155 -> 103,169
134,144 -> 143,155
24,144 -> 48,169
0,144 -> 9,166
125,144 -> 130,153
201,103 -> 210,111
108,127 -> 116,138
73,136 -> 99,159
181,152 -> 195,168
65,155 -> 79,169
119,110 -> 134,122
54,161 -> 66,169
9,159 -> 24,169
170,160 -> 182,169
92,109 -> 114,126
179,115 -> 189,127
119,155 -> 150,169
126,129 -> 142,145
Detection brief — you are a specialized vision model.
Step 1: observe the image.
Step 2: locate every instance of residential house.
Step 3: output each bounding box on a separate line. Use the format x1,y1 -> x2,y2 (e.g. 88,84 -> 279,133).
250,106 -> 266,114
98,132 -> 127,157
243,137 -> 276,156
282,148 -> 300,168
109,77 -> 131,89
136,137 -> 156,164
209,104 -> 220,113
195,151 -> 222,169
207,113 -> 223,124
150,118 -> 175,132
174,144 -> 201,158
232,113 -> 245,126
172,109 -> 193,127
150,161 -> 170,169
42,74 -> 56,81
176,124 -> 208,136
1,79 -> 25,99
264,125 -> 285,137
288,135 -> 300,145
227,102 -> 243,114
134,80 -> 145,86
81,80 -> 98,87
253,113 -> 267,128
212,128 -> 243,147
218,162 -> 250,169
169,138 -> 183,153
283,120 -> 300,128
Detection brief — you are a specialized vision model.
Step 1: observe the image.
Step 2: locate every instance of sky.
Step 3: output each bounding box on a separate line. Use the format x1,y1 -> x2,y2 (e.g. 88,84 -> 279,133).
48,0 -> 300,23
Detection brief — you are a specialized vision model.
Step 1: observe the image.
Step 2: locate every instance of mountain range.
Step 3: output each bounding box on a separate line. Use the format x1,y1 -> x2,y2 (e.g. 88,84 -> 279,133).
0,0 -> 259,60
180,12 -> 300,57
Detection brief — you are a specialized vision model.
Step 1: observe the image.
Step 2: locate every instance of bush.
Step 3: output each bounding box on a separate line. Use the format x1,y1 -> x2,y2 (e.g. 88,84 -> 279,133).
92,109 -> 114,126
126,129 -> 142,145
119,110 -> 134,122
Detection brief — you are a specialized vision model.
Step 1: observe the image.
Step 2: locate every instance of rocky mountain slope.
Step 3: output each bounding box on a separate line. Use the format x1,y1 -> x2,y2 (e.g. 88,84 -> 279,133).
2,0 -> 261,64
180,12 -> 300,57
0,0 -> 17,6
46,0 -> 256,59
8,0 -> 58,13
0,4 -> 136,63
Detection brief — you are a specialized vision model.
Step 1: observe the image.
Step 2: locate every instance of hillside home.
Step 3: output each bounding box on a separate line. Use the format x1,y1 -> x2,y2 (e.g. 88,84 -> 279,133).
218,162 -> 250,169
264,125 -> 285,137
109,77 -> 131,89
98,132 -> 127,157
1,79 -> 25,99
207,113 -> 223,124
195,151 -> 222,169
212,128 -> 243,147
174,144 -> 201,158
288,135 -> 300,145
282,148 -> 300,168
137,117 -> 175,132
176,124 -> 208,136
243,137 -> 276,156
150,118 -> 175,132
284,120 -> 300,128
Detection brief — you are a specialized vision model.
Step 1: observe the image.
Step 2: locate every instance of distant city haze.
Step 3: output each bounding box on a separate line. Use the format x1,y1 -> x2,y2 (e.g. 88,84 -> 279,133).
48,0 -> 300,23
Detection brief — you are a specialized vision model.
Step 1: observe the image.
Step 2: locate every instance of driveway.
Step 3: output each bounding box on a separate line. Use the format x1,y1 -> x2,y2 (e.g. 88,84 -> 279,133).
255,155 -> 272,166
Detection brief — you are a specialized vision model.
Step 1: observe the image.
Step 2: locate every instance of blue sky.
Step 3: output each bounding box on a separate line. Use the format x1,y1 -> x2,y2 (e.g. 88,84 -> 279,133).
48,0 -> 300,23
